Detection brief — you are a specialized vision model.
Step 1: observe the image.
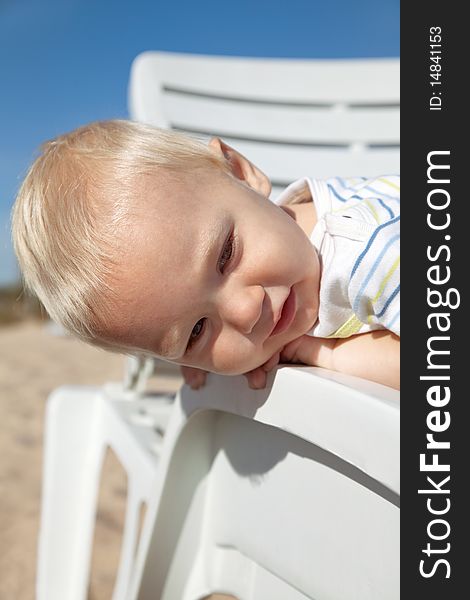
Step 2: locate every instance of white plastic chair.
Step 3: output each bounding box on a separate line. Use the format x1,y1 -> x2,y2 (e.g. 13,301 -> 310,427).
128,51 -> 399,198
39,367 -> 399,600
127,366 -> 400,599
37,383 -> 175,600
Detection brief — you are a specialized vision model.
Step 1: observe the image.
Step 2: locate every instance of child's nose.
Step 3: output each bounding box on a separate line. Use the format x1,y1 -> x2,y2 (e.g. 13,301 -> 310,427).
219,284 -> 265,335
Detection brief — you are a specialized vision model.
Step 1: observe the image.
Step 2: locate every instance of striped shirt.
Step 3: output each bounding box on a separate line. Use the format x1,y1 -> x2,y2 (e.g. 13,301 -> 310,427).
276,175 -> 400,338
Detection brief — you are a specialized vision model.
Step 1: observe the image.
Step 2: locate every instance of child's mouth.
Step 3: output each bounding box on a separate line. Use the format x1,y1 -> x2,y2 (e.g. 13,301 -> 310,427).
270,287 -> 296,336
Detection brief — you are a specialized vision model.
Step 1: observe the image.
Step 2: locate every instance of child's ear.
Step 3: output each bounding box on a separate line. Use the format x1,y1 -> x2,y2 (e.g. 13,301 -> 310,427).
208,137 -> 272,197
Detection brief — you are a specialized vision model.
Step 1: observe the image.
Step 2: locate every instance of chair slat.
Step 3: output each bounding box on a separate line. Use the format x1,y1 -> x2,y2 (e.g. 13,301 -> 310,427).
159,91 -> 399,144
130,52 -> 400,105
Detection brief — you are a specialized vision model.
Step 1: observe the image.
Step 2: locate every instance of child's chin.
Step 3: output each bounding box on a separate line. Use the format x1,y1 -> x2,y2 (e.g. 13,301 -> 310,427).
223,359 -> 269,377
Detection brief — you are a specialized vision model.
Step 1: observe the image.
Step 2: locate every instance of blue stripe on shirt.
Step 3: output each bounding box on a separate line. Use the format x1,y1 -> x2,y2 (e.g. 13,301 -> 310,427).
350,216 -> 401,279
352,234 -> 400,314
364,185 -> 400,203
327,183 -> 348,203
376,284 -> 400,318
377,198 -> 395,219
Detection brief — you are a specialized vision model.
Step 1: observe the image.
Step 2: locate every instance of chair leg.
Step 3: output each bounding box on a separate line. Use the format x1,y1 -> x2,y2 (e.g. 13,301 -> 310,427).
111,486 -> 144,600
37,386 -> 107,600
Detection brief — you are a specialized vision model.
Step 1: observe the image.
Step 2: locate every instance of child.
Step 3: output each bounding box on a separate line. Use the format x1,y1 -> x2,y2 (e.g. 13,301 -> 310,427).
11,120 -> 400,390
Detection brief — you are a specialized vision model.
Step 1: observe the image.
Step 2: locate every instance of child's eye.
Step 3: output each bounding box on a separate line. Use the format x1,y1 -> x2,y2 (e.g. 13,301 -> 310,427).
187,318 -> 206,350
218,233 -> 234,273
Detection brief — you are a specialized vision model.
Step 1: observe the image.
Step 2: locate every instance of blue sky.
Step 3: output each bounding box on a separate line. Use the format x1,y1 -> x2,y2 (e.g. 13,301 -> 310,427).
0,0 -> 399,286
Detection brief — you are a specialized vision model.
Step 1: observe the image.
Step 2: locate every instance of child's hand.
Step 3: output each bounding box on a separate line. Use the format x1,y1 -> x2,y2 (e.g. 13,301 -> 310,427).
182,331 -> 399,392
180,351 -> 282,391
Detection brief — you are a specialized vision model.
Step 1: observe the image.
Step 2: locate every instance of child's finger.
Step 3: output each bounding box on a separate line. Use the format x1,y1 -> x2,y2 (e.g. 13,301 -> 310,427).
244,367 -> 267,389
180,366 -> 208,389
190,371 -> 207,389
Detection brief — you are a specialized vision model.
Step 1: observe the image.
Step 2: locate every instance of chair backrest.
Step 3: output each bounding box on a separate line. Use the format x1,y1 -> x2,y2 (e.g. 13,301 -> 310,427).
129,367 -> 399,600
128,51 -> 399,198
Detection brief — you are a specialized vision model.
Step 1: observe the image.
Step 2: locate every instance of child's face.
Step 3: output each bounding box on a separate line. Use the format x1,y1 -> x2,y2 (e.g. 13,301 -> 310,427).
109,155 -> 320,375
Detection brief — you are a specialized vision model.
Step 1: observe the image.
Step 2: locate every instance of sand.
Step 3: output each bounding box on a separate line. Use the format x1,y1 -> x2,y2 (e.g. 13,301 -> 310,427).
0,319 -> 184,599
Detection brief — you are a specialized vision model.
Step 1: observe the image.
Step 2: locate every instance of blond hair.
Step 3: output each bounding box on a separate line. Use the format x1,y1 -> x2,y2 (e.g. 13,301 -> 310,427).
11,119 -> 229,354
